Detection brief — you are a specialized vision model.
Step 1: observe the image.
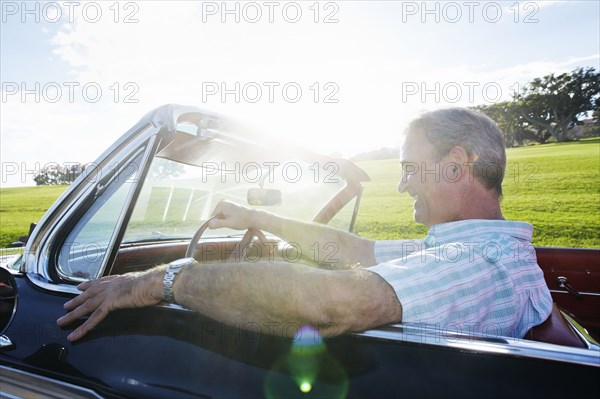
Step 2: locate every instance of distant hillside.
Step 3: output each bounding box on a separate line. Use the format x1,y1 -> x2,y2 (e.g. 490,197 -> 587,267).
351,147 -> 399,162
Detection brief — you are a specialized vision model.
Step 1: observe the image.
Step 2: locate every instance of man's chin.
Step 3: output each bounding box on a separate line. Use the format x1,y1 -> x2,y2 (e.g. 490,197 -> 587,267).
413,209 -> 427,226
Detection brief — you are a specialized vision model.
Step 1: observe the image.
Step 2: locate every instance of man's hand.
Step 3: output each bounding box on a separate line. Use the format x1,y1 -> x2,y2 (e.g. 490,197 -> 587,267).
56,270 -> 164,342
209,200 -> 258,230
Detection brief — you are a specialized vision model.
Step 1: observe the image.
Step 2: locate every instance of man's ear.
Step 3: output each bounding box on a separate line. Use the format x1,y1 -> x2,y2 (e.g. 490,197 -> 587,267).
446,145 -> 470,175
443,146 -> 470,182
447,145 -> 470,165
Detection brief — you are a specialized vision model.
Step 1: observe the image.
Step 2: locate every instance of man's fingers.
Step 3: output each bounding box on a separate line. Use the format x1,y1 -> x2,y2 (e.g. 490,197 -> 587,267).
57,272 -> 158,341
208,217 -> 225,229
76,280 -> 93,291
60,296 -> 111,341
209,203 -> 228,228
210,200 -> 227,216
58,280 -> 112,326
58,293 -> 103,327
56,312 -> 76,327
63,290 -> 91,311
66,306 -> 108,342
63,281 -> 106,311
208,200 -> 252,231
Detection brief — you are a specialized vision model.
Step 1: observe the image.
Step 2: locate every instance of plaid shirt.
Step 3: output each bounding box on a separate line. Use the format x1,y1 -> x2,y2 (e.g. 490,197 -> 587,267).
367,219 -> 553,338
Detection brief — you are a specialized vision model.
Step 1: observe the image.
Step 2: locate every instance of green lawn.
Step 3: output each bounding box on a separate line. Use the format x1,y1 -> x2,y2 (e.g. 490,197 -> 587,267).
1,138 -> 599,248
0,185 -> 68,247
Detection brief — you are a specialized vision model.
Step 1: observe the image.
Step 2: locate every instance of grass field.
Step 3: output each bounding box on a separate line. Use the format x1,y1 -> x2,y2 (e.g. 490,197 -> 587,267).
1,138 -> 599,248
0,185 -> 67,248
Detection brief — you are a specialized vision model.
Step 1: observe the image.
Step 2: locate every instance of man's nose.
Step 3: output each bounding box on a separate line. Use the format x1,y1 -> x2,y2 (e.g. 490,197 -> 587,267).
397,178 -> 408,193
398,162 -> 418,193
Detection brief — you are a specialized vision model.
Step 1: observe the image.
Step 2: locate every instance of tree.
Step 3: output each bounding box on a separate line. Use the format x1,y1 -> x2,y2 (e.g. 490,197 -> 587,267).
513,67 -> 599,142
147,158 -> 185,181
33,163 -> 84,186
473,102 -> 543,147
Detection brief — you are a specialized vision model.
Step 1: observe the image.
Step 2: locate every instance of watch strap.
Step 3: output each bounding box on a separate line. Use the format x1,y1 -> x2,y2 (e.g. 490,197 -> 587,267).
163,257 -> 195,303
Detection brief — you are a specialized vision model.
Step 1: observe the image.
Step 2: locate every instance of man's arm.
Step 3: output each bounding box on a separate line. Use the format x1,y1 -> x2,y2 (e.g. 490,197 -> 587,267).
57,262 -> 402,342
209,201 -> 377,268
173,262 -> 402,336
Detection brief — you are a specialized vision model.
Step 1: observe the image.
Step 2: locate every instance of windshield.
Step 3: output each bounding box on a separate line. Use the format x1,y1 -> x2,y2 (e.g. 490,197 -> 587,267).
123,132 -> 350,243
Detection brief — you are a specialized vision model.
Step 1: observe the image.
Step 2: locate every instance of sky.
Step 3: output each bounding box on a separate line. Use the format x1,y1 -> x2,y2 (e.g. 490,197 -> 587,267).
1,0 -> 599,187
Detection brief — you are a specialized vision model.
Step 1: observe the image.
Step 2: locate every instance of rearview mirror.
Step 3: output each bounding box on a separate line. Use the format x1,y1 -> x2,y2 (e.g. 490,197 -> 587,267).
247,188 -> 282,206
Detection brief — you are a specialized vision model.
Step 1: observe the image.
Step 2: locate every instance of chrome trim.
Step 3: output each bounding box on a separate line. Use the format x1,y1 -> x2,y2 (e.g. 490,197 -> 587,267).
535,246 -> 600,252
561,311 -> 600,350
0,335 -> 13,349
0,269 -> 18,338
26,273 -> 81,295
354,324 -> 600,367
550,289 -> 600,297
0,365 -> 105,399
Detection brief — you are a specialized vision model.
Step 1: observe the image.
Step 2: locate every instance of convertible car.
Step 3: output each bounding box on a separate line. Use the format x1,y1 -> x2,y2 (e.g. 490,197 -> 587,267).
1,105 -> 598,398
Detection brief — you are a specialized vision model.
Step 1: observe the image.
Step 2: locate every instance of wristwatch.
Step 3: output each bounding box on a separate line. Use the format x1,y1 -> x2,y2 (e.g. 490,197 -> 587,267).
163,257 -> 196,304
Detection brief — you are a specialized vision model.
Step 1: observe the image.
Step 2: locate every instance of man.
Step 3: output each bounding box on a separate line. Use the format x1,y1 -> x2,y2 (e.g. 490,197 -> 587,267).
57,108 -> 552,342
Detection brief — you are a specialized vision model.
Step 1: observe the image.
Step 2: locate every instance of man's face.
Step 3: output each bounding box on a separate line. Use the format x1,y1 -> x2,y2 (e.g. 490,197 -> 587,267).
397,132 -> 461,227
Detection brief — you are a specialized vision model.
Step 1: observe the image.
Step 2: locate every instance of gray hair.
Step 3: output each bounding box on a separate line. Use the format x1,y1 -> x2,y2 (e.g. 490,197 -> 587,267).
406,107 -> 506,196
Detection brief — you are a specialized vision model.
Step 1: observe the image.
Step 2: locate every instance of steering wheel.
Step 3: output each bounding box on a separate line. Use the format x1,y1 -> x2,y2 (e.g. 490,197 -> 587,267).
185,216 -> 269,262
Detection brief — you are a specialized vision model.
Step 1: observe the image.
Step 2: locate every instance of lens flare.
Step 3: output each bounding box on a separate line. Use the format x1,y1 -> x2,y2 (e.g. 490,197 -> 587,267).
299,382 -> 312,393
264,326 -> 348,399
